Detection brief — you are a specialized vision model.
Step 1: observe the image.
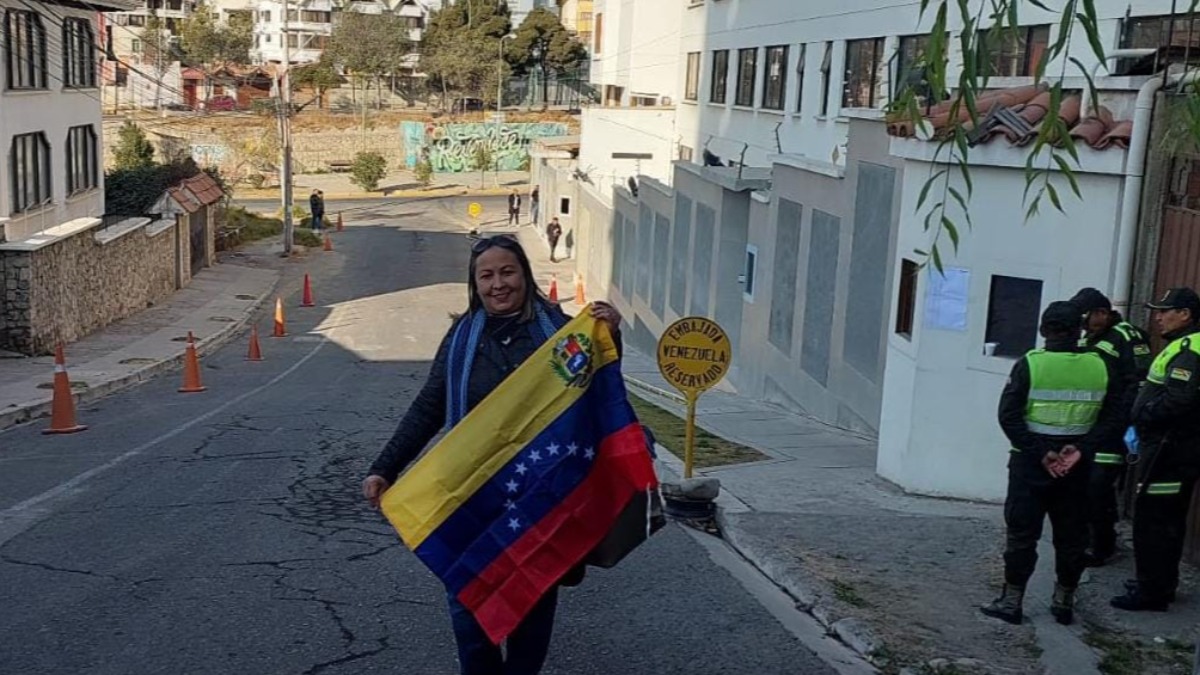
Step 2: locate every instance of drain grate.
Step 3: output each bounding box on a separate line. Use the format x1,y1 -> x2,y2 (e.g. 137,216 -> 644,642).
235,294 -> 256,300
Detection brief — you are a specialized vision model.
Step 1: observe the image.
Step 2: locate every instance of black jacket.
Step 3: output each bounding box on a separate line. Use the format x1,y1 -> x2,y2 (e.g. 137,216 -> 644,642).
369,304 -> 621,483
309,194 -> 324,216
998,336 -> 1124,462
1084,318 -> 1151,451
1132,325 -> 1200,482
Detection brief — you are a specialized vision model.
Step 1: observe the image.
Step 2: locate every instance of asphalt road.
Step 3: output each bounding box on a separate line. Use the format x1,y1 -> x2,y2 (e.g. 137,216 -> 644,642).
0,199 -> 849,675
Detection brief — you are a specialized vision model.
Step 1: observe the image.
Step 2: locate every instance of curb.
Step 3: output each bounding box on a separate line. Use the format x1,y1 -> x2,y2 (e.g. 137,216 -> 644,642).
237,186 -> 517,201
0,269 -> 278,433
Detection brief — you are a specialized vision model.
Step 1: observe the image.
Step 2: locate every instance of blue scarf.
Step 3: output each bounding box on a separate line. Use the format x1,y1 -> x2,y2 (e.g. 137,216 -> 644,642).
444,303 -> 564,428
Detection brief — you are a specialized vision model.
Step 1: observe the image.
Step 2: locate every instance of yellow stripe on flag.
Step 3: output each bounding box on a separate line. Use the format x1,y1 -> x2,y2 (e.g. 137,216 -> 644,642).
381,310 -> 619,549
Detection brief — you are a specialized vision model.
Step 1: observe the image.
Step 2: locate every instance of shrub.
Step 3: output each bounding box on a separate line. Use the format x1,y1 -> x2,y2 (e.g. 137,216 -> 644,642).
350,151 -> 387,192
113,121 -> 155,171
413,157 -> 434,187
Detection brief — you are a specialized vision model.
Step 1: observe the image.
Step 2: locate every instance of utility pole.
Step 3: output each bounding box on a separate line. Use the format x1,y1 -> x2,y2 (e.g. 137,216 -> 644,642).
278,0 -> 295,256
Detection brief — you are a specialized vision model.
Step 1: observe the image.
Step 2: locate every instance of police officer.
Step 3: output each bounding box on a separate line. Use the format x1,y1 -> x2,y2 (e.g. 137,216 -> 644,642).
983,301 -> 1122,626
1110,287 -> 1200,612
1068,288 -> 1152,566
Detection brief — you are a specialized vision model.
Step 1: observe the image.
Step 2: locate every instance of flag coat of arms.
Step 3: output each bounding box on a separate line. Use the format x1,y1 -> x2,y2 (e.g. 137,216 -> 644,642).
381,312 -> 658,644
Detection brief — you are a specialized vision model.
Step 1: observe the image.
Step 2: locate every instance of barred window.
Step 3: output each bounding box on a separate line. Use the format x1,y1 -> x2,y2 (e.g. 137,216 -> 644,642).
735,47 -> 757,107
66,125 -> 98,195
761,45 -> 788,110
11,132 -> 52,214
5,9 -> 48,90
710,49 -> 729,103
63,18 -> 97,88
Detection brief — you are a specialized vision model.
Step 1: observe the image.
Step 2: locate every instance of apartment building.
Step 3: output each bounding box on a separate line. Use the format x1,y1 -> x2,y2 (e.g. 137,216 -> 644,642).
535,0 -> 1200,501
252,0 -> 332,64
1,0 -> 135,243
556,0 -> 591,46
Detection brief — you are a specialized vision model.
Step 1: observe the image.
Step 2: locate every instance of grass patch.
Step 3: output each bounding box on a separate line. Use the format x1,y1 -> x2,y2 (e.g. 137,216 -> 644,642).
832,579 -> 869,608
222,207 -> 322,248
628,394 -> 767,468
1084,629 -> 1195,675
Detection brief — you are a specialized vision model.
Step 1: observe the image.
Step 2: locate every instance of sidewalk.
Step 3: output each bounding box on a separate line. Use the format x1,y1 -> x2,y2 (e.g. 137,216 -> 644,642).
236,170 -> 532,202
511,226 -> 1199,675
0,257 -> 280,432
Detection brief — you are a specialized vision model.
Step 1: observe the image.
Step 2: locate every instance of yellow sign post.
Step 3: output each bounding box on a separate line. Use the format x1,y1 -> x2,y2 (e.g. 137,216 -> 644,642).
467,202 -> 483,219
656,317 -> 732,478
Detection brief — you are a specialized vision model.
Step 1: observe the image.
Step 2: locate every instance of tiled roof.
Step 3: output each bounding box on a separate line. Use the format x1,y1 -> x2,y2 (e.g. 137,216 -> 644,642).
887,85 -> 1132,151
166,174 -> 225,214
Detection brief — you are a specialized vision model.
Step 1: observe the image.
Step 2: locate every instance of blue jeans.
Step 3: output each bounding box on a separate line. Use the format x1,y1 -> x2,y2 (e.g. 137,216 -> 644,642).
530,202 -> 540,225
312,214 -> 323,230
447,587 -> 559,675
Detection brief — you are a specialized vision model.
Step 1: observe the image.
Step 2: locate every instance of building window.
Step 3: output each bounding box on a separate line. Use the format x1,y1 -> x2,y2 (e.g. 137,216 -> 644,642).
1119,15 -> 1200,73
743,245 -> 758,301
131,38 -> 143,53
819,42 -> 832,116
10,132 -> 51,214
679,145 -> 694,162
895,259 -> 918,338
843,37 -> 885,108
735,47 -> 757,107
985,275 -> 1044,358
63,18 -> 97,88
66,125 -> 98,195
710,49 -> 728,103
127,14 -> 147,27
981,25 -> 1050,77
559,196 -> 571,215
4,10 -> 48,90
761,45 -> 788,110
795,44 -> 806,112
593,12 -> 602,53
684,51 -> 700,101
896,34 -> 943,104
260,10 -> 271,22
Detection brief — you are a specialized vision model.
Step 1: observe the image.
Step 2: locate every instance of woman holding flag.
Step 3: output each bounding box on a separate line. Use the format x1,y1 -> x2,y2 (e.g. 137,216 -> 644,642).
362,234 -> 627,675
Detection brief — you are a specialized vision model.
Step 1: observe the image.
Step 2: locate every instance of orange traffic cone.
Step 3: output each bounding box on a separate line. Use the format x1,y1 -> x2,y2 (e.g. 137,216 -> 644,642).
43,344 -> 87,435
273,297 -> 287,337
336,212 -> 344,232
247,325 -> 264,361
323,233 -> 333,252
178,332 -> 207,393
548,274 -> 559,302
574,273 -> 586,305
301,273 -> 315,307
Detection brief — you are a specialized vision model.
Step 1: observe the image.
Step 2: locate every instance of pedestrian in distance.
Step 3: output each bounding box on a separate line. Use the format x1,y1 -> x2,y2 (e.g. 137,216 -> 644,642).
546,218 -> 563,263
530,186 -> 540,225
1068,288 -> 1152,568
508,188 -> 522,226
982,301 -> 1123,626
362,235 -> 623,675
309,189 -> 325,232
1110,287 -> 1200,612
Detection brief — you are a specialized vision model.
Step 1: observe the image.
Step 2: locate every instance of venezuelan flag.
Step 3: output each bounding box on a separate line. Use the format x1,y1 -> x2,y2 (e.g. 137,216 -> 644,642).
381,310 -> 657,643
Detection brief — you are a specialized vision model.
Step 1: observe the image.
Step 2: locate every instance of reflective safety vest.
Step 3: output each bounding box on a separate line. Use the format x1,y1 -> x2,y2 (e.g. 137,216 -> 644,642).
1146,335 -> 1200,385
1024,350 -> 1109,436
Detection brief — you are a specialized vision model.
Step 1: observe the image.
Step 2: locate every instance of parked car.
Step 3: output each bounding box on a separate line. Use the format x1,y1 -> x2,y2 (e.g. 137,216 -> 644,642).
203,95 -> 237,111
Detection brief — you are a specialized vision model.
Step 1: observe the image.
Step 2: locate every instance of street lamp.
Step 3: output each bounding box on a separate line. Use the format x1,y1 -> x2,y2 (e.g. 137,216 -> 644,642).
531,41 -> 543,109
497,32 -> 516,118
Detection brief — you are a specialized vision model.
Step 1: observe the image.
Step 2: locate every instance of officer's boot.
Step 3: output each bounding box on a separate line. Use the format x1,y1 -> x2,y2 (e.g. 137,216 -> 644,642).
980,584 -> 1025,625
1050,583 -> 1076,625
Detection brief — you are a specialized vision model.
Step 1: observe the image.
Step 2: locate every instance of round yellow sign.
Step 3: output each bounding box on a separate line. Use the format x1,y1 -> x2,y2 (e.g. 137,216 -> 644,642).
657,317 -> 732,396
468,202 -> 483,218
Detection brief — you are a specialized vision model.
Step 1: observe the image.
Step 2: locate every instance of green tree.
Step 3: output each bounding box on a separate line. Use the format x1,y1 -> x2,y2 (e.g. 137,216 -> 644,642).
471,144 -> 494,189
422,1 -> 512,104
139,14 -> 179,66
413,156 -> 434,188
327,12 -> 412,108
508,7 -> 587,76
180,5 -> 252,97
291,51 -> 344,107
892,0 -> 1200,269
113,121 -> 156,170
350,151 -> 388,192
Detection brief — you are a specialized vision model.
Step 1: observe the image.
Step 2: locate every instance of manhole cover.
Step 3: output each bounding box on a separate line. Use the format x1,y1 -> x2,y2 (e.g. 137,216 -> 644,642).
235,294 -> 256,300
208,316 -> 235,323
119,357 -> 156,365
38,381 -> 89,390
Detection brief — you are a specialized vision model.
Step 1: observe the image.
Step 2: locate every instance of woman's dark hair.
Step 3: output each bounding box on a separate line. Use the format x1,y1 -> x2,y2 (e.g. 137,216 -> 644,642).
467,235 -> 546,321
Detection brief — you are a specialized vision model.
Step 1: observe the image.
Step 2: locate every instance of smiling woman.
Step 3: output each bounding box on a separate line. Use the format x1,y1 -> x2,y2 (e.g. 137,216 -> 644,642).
361,233 -> 624,675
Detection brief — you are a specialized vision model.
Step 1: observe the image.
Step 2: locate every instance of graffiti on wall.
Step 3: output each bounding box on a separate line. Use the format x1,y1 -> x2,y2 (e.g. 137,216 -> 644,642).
400,122 -> 569,173
191,144 -> 230,166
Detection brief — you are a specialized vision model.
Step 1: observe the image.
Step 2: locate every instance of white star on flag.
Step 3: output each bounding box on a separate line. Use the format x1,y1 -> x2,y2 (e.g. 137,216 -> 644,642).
530,450 -> 542,462
566,443 -> 578,456
505,479 -> 519,493
508,518 -> 520,531
584,447 -> 595,460
547,443 -> 560,456
515,463 -> 528,475
504,499 -> 517,510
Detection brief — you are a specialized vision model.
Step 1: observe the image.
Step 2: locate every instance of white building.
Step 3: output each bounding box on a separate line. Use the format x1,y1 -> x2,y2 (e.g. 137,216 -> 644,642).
252,0 -> 333,64
2,0 -> 135,244
535,0 -> 1200,502
506,0 -> 554,28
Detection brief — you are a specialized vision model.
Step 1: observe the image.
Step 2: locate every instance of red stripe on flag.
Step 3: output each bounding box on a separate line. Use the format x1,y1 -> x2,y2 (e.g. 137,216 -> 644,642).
457,422 -> 656,644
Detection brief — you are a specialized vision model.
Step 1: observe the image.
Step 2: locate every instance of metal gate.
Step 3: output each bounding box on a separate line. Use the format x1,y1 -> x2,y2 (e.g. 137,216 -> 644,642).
1155,156 -> 1200,564
189,206 -> 208,277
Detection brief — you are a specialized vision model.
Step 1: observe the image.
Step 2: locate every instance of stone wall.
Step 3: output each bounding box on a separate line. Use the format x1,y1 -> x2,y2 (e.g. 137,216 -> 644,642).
1,219 -> 180,355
